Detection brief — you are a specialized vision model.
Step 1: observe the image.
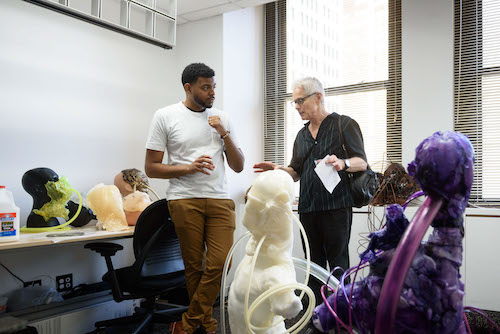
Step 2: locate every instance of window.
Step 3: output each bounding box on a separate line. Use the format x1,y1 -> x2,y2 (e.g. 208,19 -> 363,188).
454,0 -> 500,203
264,0 -> 402,178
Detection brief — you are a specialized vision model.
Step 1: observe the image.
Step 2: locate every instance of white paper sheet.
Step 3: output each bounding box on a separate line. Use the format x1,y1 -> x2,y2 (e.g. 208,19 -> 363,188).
314,154 -> 341,193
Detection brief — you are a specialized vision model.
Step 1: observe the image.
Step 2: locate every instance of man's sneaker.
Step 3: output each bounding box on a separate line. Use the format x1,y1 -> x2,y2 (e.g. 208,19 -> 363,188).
170,321 -> 188,334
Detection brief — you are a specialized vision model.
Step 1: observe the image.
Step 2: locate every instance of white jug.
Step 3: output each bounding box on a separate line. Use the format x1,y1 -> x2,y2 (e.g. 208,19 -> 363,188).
0,186 -> 20,242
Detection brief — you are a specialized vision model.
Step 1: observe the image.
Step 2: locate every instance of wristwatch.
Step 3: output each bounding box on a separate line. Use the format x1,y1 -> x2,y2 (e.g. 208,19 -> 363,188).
342,159 -> 351,171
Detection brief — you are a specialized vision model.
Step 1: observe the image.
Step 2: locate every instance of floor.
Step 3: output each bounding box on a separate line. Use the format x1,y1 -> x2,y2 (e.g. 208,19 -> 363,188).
89,301 -> 500,334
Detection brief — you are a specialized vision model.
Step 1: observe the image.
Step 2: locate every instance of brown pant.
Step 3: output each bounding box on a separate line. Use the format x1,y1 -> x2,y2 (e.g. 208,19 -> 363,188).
168,198 -> 235,333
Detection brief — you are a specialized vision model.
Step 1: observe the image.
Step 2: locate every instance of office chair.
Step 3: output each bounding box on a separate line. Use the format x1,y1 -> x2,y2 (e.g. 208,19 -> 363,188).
85,199 -> 188,334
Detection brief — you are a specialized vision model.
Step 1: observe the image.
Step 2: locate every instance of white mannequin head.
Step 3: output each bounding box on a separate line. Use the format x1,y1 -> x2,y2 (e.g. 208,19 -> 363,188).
243,170 -> 295,256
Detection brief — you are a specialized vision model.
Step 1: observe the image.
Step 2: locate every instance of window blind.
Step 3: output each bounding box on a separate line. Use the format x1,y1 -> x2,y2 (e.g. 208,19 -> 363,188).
455,0 -> 500,203
264,0 -> 287,166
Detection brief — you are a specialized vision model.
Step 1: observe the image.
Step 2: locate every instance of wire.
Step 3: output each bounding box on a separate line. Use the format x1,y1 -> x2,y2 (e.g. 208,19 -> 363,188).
402,190 -> 425,210
144,184 -> 161,201
320,285 -> 354,334
463,312 -> 472,334
467,201 -> 481,208
0,261 -> 25,285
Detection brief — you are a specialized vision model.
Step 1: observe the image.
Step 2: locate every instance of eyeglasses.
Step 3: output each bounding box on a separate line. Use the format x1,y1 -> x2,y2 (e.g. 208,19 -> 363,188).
290,93 -> 317,107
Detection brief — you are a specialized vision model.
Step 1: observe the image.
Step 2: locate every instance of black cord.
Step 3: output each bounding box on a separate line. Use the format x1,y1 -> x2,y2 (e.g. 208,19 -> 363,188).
0,261 -> 25,285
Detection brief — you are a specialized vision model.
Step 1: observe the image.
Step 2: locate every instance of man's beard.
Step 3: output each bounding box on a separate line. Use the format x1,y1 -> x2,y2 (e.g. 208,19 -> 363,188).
194,95 -> 213,109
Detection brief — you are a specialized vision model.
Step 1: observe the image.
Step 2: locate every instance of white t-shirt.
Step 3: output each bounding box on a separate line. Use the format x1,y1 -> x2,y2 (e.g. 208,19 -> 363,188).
146,101 -> 240,200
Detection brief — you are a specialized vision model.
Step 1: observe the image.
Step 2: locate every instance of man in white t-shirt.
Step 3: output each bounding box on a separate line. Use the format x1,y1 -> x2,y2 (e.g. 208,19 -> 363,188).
145,63 -> 244,334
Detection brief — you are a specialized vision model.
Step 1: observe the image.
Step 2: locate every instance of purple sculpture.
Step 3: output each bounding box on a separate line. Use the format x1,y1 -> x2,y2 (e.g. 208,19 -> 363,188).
312,131 -> 477,333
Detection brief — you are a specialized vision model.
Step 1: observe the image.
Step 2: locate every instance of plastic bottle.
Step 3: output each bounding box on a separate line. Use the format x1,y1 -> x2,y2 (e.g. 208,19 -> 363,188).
0,186 -> 20,242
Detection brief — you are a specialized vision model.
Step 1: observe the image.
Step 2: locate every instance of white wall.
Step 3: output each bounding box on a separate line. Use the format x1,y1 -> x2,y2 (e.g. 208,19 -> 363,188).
0,0 -> 176,296
464,209 -> 500,311
222,6 -> 264,267
0,0 -> 177,221
401,0 -> 454,166
173,16 -> 225,106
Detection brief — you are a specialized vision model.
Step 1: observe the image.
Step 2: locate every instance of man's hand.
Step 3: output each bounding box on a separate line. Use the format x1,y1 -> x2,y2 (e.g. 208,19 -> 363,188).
325,154 -> 344,171
253,162 -> 277,173
208,116 -> 226,136
189,155 -> 215,175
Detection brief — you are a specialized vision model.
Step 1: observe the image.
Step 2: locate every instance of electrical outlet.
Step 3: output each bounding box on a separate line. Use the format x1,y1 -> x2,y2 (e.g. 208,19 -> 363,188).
55,274 -> 73,292
24,280 -> 42,288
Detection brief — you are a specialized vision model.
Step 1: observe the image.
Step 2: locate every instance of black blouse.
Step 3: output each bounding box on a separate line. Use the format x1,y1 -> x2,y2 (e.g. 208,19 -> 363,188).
289,113 -> 367,213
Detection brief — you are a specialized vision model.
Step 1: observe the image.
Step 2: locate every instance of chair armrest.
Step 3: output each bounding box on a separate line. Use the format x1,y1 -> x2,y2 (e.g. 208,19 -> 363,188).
84,242 -> 126,301
85,242 -> 123,257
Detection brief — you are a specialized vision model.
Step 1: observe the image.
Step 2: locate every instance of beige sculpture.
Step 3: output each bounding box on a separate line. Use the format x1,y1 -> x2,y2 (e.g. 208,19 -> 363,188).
228,170 -> 303,334
85,184 -> 128,232
122,191 -> 152,226
113,168 -> 159,226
